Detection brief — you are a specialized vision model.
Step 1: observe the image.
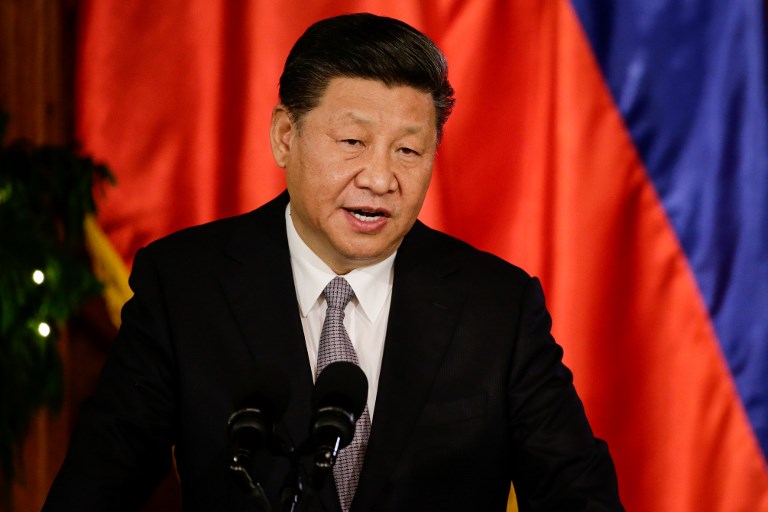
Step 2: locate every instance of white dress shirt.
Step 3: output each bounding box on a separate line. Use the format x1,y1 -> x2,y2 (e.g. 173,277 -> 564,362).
285,204 -> 394,420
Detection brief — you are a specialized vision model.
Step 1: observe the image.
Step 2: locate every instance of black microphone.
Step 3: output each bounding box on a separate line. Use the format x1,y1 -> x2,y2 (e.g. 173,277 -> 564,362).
309,361 -> 368,472
228,370 -> 291,510
278,362 -> 368,510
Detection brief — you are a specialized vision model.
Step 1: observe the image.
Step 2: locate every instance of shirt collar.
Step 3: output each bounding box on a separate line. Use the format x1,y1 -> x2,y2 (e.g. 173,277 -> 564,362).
285,203 -> 395,323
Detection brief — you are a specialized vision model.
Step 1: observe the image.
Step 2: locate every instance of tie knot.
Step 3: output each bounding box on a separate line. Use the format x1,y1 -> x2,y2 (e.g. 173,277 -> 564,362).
324,277 -> 355,310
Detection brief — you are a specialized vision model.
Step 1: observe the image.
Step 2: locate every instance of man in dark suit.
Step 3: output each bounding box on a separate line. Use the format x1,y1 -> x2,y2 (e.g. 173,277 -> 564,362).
45,13 -> 623,511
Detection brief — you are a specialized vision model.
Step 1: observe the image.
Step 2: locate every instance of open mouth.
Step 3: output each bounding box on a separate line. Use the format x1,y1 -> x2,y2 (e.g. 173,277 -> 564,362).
347,208 -> 387,223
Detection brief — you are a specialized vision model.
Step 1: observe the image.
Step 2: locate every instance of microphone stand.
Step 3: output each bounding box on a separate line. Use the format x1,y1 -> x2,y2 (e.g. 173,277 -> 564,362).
279,444 -> 304,512
229,449 -> 272,512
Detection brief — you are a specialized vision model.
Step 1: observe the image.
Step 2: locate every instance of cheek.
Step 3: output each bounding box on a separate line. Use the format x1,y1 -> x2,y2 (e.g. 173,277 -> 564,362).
288,159 -> 352,219
401,168 -> 433,204
301,144 -> 351,185
288,151 -> 329,192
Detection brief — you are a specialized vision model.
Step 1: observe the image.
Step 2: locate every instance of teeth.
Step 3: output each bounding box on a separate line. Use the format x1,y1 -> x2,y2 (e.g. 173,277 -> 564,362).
351,210 -> 381,222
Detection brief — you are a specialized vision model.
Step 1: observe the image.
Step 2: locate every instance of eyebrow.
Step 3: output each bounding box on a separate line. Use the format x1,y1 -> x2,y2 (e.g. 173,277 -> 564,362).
336,111 -> 425,135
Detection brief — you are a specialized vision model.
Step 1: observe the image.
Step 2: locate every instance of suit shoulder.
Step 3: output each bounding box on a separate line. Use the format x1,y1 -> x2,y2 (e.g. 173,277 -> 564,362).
139,193 -> 288,264
405,221 -> 533,286
142,211 -> 255,259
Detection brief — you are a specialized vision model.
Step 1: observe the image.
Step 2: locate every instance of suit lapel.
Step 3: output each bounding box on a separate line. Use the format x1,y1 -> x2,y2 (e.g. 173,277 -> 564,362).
217,193 -> 340,510
218,193 -> 314,447
352,222 -> 466,510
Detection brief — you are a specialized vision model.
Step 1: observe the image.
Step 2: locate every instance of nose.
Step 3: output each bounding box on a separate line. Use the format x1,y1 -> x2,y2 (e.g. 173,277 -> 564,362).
354,148 -> 398,195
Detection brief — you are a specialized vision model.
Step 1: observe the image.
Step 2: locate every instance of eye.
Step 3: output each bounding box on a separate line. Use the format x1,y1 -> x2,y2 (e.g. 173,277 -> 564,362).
398,146 -> 421,156
340,139 -> 363,147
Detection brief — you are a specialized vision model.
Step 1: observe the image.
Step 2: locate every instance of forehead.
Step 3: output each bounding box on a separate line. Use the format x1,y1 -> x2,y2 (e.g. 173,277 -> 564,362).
311,77 -> 437,132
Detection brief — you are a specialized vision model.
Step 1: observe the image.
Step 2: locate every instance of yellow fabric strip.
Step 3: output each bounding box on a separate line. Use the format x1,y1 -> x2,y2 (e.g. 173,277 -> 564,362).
84,215 -> 131,328
508,483 -> 518,511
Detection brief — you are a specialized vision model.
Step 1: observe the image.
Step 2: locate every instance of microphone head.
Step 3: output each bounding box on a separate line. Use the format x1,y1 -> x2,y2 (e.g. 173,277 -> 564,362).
233,366 -> 291,420
310,361 -> 369,461
228,366 -> 291,454
313,361 -> 368,421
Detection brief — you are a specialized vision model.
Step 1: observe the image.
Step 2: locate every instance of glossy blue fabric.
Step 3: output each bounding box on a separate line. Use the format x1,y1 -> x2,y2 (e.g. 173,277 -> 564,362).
569,0 -> 768,459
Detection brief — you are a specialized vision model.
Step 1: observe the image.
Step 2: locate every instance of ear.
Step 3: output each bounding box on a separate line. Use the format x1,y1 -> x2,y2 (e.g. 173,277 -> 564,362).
270,105 -> 296,168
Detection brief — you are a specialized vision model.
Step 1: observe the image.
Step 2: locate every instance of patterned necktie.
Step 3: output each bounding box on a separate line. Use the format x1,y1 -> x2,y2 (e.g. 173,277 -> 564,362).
317,277 -> 371,512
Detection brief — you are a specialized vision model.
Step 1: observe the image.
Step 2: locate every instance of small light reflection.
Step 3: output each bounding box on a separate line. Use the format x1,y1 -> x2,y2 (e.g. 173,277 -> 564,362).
38,322 -> 51,337
32,270 -> 45,285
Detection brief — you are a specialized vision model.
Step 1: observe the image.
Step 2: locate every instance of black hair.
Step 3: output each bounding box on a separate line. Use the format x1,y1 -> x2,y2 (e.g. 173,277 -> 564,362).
279,13 -> 455,141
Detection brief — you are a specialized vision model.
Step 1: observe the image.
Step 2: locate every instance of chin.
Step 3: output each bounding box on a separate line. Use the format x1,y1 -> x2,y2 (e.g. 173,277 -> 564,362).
338,245 -> 393,266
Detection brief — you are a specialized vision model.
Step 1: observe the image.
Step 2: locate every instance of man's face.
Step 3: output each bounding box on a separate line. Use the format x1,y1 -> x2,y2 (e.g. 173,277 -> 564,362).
270,77 -> 438,274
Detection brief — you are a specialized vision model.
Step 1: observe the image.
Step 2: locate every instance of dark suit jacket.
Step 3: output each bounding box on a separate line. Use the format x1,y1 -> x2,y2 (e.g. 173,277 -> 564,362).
45,192 -> 622,511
